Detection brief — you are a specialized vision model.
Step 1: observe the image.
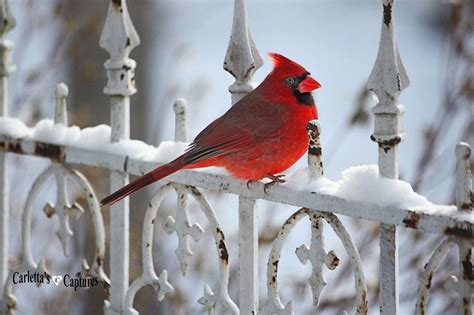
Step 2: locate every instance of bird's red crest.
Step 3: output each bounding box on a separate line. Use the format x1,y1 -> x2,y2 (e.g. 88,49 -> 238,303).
269,52 -> 307,76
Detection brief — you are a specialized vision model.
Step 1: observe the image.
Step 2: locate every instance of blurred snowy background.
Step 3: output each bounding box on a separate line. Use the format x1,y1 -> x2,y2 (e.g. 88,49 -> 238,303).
4,0 -> 473,314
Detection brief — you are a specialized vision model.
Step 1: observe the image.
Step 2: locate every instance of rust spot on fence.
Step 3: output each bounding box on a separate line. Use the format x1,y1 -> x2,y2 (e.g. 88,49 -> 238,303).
426,272 -> 433,289
0,139 -> 22,154
218,182 -> 230,191
461,256 -> 473,280
403,212 -> 421,229
122,155 -> 129,172
383,3 -> 392,27
218,239 -> 228,264
216,227 -> 228,264
444,225 -> 473,240
371,135 -> 401,147
125,37 -> 131,47
216,227 -> 225,240
307,122 -> 319,134
419,295 -> 426,314
112,0 -> 122,11
96,255 -> 103,268
308,147 -> 322,156
396,74 -> 402,91
462,298 -> 470,315
9,141 -> 22,154
460,202 -> 472,211
312,217 -> 320,229
284,211 -> 300,225
330,254 -> 340,268
122,64 -> 131,71
35,142 -> 65,161
272,259 -> 279,276
357,290 -> 368,313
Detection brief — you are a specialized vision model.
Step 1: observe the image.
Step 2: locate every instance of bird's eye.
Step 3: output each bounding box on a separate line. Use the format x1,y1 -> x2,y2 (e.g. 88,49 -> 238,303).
285,77 -> 295,87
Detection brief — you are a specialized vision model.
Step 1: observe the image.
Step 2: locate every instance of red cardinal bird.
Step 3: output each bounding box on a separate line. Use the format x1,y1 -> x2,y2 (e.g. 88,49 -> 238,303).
101,53 -> 321,206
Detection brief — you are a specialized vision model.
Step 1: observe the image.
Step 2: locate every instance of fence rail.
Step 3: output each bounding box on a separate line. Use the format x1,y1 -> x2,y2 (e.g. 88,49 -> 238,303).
0,0 -> 472,314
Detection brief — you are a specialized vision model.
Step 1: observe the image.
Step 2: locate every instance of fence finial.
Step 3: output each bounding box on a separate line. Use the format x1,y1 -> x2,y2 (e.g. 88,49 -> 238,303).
368,0 -> 409,179
224,0 -> 263,105
307,120 -> 323,178
367,0 -> 409,98
54,83 -> 69,125
100,0 -> 140,96
173,98 -> 188,142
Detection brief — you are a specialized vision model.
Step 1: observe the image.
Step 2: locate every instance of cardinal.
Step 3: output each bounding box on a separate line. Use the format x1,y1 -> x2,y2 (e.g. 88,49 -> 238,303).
101,53 -> 321,206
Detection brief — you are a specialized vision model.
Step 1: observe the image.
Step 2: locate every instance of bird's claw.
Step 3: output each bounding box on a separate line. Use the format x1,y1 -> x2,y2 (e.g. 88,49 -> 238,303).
247,175 -> 286,193
263,174 -> 286,193
246,179 -> 258,189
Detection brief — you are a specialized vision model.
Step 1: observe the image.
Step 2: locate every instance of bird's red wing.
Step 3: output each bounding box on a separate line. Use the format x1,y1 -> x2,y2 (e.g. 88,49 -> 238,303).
183,94 -> 288,165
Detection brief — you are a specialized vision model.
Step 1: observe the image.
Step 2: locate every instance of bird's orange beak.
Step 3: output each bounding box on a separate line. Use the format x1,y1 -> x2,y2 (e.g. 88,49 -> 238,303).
298,75 -> 321,93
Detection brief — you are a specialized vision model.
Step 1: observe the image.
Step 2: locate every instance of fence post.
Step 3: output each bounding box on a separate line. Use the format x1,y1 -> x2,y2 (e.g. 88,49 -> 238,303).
454,143 -> 472,315
367,0 -> 410,314
224,0 -> 262,312
100,0 -> 140,313
0,0 -> 15,298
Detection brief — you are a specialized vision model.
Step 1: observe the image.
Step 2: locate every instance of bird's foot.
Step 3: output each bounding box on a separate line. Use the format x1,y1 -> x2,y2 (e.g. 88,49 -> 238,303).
263,174 -> 286,193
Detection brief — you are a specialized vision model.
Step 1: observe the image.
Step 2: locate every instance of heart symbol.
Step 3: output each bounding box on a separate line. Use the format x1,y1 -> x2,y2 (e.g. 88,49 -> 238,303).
52,275 -> 62,286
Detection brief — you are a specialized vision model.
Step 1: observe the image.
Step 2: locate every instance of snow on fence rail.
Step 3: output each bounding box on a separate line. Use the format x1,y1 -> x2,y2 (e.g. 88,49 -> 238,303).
0,0 -> 472,314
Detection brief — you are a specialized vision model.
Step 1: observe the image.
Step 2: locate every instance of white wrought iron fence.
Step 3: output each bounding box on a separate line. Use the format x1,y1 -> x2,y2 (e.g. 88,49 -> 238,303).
0,0 -> 472,314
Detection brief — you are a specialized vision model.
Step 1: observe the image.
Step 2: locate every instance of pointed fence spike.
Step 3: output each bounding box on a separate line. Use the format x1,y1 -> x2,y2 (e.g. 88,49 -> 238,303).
224,0 -> 263,104
367,0 -> 409,98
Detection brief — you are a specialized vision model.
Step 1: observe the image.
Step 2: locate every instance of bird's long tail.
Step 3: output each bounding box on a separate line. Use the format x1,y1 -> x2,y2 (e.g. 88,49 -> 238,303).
100,157 -> 184,207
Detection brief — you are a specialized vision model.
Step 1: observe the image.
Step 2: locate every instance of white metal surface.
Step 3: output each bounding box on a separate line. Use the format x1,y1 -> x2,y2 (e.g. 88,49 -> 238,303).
0,0 -> 14,300
238,196 -> 258,314
100,0 -> 140,313
367,0 -> 410,313
0,132 -> 471,236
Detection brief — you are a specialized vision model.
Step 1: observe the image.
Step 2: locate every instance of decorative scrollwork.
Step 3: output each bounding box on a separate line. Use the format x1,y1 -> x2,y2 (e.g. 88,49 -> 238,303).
0,164 -> 109,314
162,185 -> 204,276
125,183 -> 238,314
415,239 -> 455,314
261,208 -> 367,314
295,214 -> 339,306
